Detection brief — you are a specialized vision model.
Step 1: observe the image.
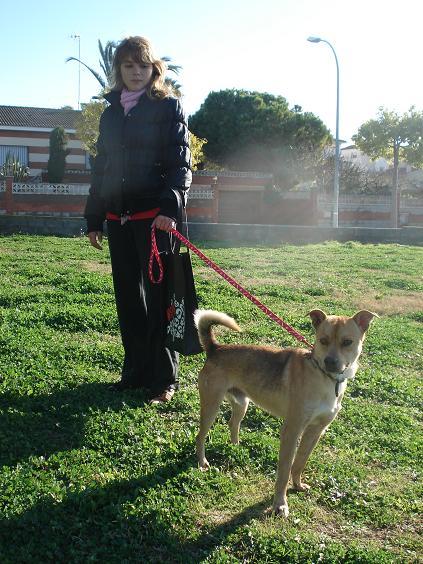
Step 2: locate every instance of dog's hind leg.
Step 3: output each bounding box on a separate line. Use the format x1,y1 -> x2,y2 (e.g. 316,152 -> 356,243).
226,390 -> 249,445
196,368 -> 226,470
291,416 -> 335,492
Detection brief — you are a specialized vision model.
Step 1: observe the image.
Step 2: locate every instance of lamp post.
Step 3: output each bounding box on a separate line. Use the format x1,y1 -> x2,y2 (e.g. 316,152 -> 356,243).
71,34 -> 81,110
307,36 -> 340,228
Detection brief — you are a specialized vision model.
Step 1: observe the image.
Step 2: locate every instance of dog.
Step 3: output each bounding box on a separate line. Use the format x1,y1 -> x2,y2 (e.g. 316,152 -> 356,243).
194,308 -> 377,517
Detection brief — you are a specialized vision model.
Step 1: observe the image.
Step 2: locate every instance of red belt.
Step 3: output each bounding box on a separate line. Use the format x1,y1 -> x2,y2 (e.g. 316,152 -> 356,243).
106,208 -> 160,223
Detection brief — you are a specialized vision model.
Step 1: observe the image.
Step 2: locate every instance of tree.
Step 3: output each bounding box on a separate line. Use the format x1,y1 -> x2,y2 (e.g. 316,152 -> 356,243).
75,99 -> 107,158
189,133 -> 207,171
66,39 -> 182,94
47,127 -> 70,183
313,153 -> 368,194
353,107 -> 423,225
188,89 -> 331,186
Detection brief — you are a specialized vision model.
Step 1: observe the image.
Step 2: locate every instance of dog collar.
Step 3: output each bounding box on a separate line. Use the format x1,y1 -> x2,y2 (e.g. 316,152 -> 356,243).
309,356 -> 346,397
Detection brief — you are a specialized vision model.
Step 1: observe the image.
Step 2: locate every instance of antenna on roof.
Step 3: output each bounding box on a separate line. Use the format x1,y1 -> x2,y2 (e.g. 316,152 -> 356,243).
70,35 -> 81,110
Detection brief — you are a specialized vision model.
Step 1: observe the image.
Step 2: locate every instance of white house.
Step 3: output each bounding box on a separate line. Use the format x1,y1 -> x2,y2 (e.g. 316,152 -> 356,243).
0,105 -> 89,178
341,145 -> 411,174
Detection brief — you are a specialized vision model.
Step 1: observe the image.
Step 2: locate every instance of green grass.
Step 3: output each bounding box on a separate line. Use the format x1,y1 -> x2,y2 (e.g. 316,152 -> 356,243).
0,235 -> 422,563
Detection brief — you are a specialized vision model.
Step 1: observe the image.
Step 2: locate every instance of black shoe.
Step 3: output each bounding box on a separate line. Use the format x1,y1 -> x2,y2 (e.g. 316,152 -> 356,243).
108,381 -> 142,392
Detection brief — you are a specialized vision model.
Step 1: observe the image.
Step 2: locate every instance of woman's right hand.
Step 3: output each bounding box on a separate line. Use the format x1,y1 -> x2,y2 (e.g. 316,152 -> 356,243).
88,231 -> 103,250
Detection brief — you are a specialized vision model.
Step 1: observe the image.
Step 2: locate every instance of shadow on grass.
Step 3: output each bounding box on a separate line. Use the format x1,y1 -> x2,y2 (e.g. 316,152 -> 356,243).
0,383 -> 278,561
0,446 -> 272,562
0,383 -> 149,467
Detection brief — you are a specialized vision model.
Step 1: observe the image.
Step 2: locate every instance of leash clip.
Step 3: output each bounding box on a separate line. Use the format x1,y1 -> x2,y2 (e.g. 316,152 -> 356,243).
120,214 -> 130,225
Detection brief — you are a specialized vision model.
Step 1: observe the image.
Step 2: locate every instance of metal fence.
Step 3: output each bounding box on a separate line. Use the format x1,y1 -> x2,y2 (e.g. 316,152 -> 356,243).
10,183 -> 215,199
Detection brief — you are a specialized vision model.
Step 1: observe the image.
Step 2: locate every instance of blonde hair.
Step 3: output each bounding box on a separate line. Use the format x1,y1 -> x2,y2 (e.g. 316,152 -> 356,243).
110,36 -> 173,99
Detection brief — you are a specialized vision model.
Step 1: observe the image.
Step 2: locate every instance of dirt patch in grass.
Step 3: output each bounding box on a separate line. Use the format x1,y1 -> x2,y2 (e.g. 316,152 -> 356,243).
196,471 -> 421,561
247,276 -> 298,287
353,292 -> 423,315
0,247 -> 14,255
312,505 -> 421,559
79,260 -> 111,275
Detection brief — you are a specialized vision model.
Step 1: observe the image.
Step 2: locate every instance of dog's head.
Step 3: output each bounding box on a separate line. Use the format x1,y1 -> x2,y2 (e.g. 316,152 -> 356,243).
308,309 -> 377,376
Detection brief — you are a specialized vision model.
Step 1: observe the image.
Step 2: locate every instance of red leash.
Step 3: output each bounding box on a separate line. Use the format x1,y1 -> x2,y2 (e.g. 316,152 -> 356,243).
149,226 -> 313,349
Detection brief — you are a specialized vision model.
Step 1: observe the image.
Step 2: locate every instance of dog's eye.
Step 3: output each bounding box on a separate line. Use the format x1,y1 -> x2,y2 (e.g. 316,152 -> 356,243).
319,338 -> 329,346
342,339 -> 353,347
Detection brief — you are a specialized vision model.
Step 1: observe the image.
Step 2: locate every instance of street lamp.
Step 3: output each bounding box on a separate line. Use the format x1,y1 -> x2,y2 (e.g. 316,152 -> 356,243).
70,34 -> 81,110
307,36 -> 340,228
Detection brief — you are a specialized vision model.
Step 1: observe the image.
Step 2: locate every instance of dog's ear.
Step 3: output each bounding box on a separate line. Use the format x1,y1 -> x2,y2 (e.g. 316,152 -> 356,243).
352,310 -> 378,333
308,309 -> 327,329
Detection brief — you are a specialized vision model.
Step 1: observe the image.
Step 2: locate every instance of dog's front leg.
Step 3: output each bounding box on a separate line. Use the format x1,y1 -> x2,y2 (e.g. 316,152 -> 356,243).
291,419 -> 332,491
273,419 -> 306,517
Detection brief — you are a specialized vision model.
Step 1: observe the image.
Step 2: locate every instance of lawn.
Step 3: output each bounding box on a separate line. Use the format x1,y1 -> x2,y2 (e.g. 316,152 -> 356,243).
0,235 -> 421,563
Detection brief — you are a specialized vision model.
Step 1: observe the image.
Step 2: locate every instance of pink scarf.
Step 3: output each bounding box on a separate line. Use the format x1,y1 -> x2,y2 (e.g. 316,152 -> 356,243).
120,88 -> 146,115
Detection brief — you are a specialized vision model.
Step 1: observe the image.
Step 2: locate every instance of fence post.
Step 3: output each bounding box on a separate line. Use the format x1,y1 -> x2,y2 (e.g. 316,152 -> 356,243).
5,176 -> 14,214
211,177 -> 219,222
311,190 -> 318,225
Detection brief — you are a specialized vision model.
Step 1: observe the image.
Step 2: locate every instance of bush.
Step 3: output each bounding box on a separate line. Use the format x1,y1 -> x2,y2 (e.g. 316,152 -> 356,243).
0,153 -> 29,181
47,127 -> 70,183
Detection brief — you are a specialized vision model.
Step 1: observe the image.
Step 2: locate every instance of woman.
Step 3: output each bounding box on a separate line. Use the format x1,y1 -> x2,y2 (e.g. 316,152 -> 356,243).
85,36 -> 192,403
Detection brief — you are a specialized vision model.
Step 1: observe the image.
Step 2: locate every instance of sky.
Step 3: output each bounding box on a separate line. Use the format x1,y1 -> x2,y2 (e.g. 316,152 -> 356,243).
1,0 -> 422,144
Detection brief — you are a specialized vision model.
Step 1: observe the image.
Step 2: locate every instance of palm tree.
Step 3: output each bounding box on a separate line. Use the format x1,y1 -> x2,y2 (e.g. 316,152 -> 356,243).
160,55 -> 182,93
66,39 -> 181,93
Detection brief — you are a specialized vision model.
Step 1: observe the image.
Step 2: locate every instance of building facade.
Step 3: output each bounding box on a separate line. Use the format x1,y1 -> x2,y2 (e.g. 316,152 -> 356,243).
0,106 -> 89,178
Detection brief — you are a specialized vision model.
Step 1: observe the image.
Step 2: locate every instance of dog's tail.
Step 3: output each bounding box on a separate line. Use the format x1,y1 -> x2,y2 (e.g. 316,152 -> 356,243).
194,309 -> 241,354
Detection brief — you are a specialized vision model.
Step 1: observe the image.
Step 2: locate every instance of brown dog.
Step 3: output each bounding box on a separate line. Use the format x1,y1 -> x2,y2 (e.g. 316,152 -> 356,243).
194,308 -> 377,517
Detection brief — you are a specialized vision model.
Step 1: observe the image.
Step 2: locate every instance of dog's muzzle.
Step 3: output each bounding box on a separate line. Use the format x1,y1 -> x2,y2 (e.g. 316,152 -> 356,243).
324,355 -> 342,373
310,356 -> 351,397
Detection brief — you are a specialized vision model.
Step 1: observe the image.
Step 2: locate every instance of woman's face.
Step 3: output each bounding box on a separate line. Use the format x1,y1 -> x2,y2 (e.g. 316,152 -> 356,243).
120,57 -> 154,91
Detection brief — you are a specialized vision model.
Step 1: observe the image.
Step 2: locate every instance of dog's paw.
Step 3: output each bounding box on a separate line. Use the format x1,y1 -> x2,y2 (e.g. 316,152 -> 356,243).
293,482 -> 311,492
273,503 -> 289,518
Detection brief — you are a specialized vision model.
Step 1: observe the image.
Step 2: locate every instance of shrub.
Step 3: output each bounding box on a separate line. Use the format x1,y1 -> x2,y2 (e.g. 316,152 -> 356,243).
47,127 -> 70,183
0,153 -> 29,181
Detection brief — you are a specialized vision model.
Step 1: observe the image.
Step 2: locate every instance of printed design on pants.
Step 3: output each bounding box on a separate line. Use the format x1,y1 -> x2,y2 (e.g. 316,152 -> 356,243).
167,295 -> 185,341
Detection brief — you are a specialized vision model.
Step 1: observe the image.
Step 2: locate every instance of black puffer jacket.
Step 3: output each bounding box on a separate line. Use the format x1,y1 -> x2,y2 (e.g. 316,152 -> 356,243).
85,90 -> 192,232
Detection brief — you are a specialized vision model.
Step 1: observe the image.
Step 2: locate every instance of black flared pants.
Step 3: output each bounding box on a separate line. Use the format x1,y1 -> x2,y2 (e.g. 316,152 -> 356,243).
107,219 -> 179,392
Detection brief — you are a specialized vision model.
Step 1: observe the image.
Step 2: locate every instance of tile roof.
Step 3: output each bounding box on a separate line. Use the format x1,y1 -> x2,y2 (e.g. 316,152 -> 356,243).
0,105 -> 80,129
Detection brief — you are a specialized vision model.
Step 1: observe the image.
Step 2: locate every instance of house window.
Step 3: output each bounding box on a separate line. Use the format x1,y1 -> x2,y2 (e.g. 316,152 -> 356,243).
0,145 -> 28,166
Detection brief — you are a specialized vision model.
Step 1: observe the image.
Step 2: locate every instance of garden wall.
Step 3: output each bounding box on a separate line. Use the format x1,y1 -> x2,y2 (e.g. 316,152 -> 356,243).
0,214 -> 421,246
1,172 -> 423,228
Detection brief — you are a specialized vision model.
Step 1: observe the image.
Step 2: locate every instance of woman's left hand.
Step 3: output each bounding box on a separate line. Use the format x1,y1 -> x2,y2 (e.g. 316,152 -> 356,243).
152,215 -> 177,232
